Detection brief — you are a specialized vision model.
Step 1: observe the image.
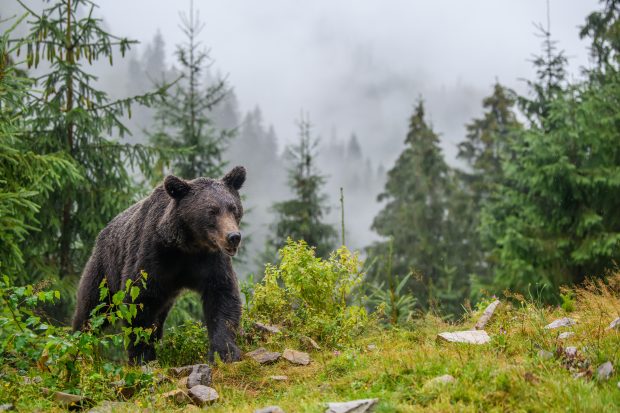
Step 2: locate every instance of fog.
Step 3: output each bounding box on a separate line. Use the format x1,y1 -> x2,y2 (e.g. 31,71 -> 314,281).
4,0 -> 600,273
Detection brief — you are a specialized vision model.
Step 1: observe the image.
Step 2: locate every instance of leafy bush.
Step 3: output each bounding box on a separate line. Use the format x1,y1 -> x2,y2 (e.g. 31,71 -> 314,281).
156,321 -> 209,367
0,272 -> 152,390
245,239 -> 368,347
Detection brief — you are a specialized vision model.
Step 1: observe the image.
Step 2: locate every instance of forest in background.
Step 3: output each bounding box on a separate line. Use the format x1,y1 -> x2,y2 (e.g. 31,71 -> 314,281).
1,0 -> 620,324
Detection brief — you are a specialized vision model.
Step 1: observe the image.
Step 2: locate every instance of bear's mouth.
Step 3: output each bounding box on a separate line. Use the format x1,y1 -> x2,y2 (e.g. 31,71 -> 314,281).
223,246 -> 238,257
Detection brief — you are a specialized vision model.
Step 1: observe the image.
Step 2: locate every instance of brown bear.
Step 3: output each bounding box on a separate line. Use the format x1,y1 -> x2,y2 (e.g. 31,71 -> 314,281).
72,166 -> 246,364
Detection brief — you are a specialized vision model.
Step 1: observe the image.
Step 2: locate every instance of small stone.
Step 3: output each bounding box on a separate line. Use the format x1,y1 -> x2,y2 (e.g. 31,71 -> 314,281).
573,371 -> 590,379
564,347 -> 578,358
537,350 -> 554,360
269,375 -> 288,381
0,404 -> 15,412
168,365 -> 195,378
247,347 -> 281,364
301,336 -> 321,350
474,300 -> 501,330
606,317 -> 620,330
544,317 -> 576,329
162,389 -> 191,404
596,361 -> 613,381
254,406 -> 285,413
558,332 -> 575,340
187,385 -> 219,406
155,373 -> 172,386
424,374 -> 455,388
367,344 -> 377,351
23,376 -> 42,385
325,398 -> 378,413
187,364 -> 212,388
51,390 -> 95,410
437,330 -> 490,344
283,349 -> 311,365
254,322 -> 281,334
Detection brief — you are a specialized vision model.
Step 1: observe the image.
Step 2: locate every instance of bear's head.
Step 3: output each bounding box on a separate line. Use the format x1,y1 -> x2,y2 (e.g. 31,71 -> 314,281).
158,166 -> 246,256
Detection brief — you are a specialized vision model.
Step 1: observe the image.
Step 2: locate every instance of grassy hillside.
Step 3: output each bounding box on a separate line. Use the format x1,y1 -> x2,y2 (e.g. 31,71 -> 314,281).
2,275 -> 620,412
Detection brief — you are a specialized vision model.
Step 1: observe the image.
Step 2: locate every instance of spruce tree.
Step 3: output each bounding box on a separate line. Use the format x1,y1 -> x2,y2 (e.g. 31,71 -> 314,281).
454,83 -> 522,293
0,21 -> 80,281
9,0 -> 166,286
481,3 -> 620,300
370,101 -> 457,310
268,117 -> 337,258
148,2 -> 230,180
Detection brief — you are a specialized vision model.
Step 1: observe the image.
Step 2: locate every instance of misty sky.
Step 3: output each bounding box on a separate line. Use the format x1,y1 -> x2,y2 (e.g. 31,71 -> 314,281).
97,0 -> 599,164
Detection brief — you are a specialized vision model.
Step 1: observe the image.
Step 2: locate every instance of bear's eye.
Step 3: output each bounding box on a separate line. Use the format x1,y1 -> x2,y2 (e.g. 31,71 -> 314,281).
208,206 -> 220,215
227,204 -> 237,214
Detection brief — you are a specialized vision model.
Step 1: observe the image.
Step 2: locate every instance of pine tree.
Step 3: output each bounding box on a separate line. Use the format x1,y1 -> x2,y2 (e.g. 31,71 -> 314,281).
370,101 -> 459,310
268,117 -> 337,258
9,0 -> 166,286
580,0 -> 620,72
149,2 -> 230,180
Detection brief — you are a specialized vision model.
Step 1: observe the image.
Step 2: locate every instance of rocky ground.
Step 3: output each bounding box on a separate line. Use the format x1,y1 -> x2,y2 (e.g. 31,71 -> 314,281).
2,283 -> 620,412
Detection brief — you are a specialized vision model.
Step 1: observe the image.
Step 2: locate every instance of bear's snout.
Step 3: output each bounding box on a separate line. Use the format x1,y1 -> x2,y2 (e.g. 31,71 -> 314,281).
227,231 -> 241,248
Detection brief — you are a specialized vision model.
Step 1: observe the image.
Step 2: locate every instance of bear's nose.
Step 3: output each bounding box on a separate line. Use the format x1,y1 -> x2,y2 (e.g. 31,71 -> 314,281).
227,231 -> 241,247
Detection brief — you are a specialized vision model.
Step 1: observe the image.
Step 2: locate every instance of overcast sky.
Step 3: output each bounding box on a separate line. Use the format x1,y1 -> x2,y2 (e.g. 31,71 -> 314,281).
91,0 -> 600,163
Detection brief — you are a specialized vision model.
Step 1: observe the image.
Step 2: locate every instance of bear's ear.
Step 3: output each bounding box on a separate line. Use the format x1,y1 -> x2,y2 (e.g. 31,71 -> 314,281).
222,166 -> 246,191
164,175 -> 190,199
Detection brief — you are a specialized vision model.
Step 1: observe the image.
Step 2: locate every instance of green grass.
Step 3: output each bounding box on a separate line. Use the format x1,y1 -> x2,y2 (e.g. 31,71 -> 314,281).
2,278 -> 620,412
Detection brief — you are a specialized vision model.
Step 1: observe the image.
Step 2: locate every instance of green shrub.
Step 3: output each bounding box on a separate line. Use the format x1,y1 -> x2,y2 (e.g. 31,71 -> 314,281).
0,272 -> 153,391
245,239 -> 368,347
156,321 -> 209,367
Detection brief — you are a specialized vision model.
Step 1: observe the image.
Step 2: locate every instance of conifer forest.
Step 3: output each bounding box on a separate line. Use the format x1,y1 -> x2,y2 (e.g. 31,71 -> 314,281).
1,1 -> 620,411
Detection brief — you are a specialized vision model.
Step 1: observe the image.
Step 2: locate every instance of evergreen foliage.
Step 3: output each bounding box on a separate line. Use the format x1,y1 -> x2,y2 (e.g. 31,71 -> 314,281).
8,0 -> 167,296
268,117 -> 338,258
148,2 -> 230,180
369,101 -> 462,311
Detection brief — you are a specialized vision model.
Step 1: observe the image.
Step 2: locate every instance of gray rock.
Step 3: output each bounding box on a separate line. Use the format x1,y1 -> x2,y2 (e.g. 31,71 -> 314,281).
168,365 -> 195,378
437,330 -> 490,344
51,390 -> 95,409
0,404 -> 15,412
188,385 -> 219,406
325,398 -> 378,413
544,317 -> 576,329
162,389 -> 191,404
187,364 -> 212,388
247,347 -> 281,364
558,332 -> 575,340
367,344 -> 377,351
474,300 -> 501,330
537,350 -> 554,360
301,336 -> 321,350
564,347 -> 578,358
255,406 -> 285,413
269,375 -> 288,381
596,361 -> 614,381
254,322 -> 281,334
22,376 -> 42,385
424,374 -> 455,388
283,349 -> 311,365
606,317 -> 620,330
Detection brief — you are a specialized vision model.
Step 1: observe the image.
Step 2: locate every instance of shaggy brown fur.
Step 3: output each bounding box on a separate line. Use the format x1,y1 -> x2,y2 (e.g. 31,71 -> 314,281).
72,166 -> 246,363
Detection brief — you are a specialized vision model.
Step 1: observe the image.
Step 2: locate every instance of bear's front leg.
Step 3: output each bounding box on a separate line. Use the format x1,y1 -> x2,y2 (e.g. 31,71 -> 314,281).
202,275 -> 242,362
